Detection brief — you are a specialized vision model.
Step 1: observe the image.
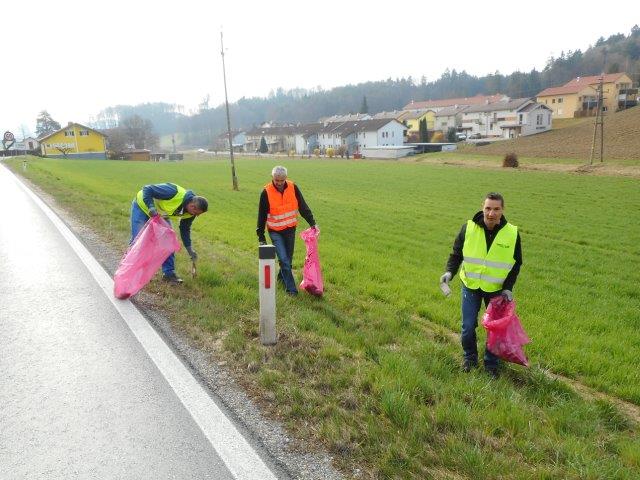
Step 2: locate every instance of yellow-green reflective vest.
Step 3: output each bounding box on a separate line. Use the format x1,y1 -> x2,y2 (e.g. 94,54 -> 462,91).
135,184 -> 193,220
459,220 -> 517,292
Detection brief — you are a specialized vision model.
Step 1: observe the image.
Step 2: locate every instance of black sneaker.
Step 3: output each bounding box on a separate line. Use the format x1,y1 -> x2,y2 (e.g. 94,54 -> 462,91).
463,359 -> 478,372
162,273 -> 183,284
485,367 -> 499,379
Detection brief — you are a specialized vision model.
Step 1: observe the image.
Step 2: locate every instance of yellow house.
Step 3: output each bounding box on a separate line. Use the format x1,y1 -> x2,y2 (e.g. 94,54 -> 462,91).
399,109 -> 436,136
536,72 -> 635,118
39,122 -> 107,159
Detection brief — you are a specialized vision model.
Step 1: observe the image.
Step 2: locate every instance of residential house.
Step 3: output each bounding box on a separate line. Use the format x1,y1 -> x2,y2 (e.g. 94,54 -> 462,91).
215,130 -> 246,152
39,122 -> 107,158
245,125 -> 297,153
435,106 -> 468,133
293,123 -> 323,155
460,98 -> 552,138
398,109 -> 436,141
316,119 -> 406,154
536,72 -> 636,118
403,94 -> 508,113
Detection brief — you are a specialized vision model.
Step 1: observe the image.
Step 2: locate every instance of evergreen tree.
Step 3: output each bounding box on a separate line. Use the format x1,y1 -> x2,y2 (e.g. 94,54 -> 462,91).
259,136 -> 268,153
35,111 -> 61,138
359,96 -> 368,114
419,118 -> 429,142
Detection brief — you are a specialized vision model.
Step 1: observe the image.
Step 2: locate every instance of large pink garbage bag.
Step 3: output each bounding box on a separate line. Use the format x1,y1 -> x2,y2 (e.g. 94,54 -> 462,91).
482,297 -> 530,366
113,216 -> 181,299
299,227 -> 324,296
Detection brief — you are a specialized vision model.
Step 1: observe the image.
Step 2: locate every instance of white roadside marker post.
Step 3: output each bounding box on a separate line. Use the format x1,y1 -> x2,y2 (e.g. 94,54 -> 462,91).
259,244 -> 277,345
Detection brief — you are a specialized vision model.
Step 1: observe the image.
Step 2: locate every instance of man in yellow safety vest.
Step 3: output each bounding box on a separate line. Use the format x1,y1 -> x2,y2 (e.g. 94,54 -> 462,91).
132,183 -> 208,284
440,192 -> 522,378
256,166 -> 317,296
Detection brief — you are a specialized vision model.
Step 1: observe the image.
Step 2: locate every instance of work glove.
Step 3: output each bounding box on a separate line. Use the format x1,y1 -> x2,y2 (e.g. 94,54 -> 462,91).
501,290 -> 513,302
439,272 -> 452,284
148,207 -> 158,217
186,246 -> 198,261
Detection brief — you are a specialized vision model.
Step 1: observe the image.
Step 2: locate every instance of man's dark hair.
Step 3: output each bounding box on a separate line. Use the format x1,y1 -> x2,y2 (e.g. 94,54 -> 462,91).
485,192 -> 504,207
192,196 -> 208,212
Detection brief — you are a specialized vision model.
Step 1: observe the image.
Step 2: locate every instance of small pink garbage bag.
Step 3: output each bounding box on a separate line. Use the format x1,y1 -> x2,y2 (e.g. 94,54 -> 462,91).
482,296 -> 530,366
113,216 -> 181,299
299,227 -> 324,296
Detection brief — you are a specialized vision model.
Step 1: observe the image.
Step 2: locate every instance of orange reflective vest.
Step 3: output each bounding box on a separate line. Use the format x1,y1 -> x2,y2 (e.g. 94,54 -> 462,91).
265,181 -> 299,231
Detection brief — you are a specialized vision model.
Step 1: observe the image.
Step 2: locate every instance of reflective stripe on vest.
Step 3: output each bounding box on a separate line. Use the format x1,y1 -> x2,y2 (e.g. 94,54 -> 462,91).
135,184 -> 193,220
265,181 -> 299,231
459,220 -> 517,292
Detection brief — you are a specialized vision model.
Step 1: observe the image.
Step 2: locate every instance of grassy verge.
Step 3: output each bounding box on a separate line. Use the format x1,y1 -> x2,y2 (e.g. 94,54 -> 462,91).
5,155 -> 639,479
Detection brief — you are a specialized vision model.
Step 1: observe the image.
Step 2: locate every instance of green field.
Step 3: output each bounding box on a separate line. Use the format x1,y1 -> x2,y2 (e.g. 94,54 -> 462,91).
5,155 -> 640,478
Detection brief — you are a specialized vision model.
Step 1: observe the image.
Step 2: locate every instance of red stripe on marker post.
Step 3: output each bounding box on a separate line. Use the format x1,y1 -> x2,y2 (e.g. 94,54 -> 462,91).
264,265 -> 271,289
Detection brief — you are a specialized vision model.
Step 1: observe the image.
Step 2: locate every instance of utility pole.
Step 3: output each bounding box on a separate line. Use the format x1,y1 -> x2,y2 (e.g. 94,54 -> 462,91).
221,30 -> 239,191
589,76 -> 605,164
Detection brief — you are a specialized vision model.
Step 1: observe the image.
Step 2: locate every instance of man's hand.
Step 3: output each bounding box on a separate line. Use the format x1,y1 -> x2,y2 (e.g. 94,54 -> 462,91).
186,246 -> 198,261
439,272 -> 452,284
148,207 -> 158,217
259,241 -> 267,246
312,224 -> 319,232
501,290 -> 513,302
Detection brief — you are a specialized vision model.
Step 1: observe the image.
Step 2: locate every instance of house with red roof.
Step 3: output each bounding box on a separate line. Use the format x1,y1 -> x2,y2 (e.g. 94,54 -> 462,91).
536,72 -> 635,118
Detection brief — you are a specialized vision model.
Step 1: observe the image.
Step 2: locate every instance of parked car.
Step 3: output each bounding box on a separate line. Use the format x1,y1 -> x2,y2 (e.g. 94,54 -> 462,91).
456,133 -> 467,141
469,133 -> 482,139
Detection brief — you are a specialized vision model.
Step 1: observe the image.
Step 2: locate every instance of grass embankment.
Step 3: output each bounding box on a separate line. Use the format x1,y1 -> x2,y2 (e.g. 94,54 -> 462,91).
6,156 -> 640,479
452,105 -> 640,162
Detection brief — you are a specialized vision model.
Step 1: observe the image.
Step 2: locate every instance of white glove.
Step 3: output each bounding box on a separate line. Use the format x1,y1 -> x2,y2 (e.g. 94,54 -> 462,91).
501,290 -> 513,302
439,272 -> 452,284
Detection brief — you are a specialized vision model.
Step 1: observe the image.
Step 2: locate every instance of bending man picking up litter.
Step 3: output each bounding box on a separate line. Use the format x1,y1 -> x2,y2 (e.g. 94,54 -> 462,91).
256,166 -> 317,296
131,183 -> 208,283
440,192 -> 522,379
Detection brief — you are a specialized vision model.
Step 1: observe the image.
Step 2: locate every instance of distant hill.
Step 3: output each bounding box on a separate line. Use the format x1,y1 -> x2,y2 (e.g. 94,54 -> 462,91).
463,106 -> 640,161
91,26 -> 640,147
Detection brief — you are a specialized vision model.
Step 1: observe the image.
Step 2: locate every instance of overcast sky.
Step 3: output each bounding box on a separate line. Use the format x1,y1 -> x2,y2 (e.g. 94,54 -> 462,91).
2,0 -> 637,136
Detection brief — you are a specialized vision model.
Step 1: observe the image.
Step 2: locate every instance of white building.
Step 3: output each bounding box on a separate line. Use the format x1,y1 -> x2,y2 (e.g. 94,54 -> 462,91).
460,98 -> 553,139
435,106 -> 468,132
316,119 -> 406,154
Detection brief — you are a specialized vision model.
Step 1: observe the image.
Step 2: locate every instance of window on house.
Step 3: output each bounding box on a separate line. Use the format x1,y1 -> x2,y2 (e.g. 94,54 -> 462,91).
552,99 -> 556,104
558,98 -> 563,103
536,114 -> 543,125
79,130 -> 89,136
64,130 -> 75,137
392,131 -> 394,137
518,114 -> 523,123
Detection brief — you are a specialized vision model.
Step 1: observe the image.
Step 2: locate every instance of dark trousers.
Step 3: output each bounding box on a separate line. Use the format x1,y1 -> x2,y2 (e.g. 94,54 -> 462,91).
461,285 -> 500,369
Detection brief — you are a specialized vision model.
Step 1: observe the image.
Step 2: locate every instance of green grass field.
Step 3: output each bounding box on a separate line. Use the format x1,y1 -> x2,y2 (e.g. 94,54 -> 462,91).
5,155 -> 640,478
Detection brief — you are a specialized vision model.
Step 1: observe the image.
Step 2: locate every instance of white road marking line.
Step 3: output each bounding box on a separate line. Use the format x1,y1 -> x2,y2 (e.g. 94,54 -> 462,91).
4,165 -> 277,480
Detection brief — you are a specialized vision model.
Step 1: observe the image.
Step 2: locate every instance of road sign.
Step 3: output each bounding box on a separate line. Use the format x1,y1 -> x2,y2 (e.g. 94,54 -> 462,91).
2,131 -> 15,150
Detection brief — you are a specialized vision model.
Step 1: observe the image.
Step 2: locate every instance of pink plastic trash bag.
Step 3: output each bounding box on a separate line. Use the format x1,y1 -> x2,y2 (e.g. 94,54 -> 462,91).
113,216 -> 181,299
299,227 -> 324,296
482,296 -> 530,366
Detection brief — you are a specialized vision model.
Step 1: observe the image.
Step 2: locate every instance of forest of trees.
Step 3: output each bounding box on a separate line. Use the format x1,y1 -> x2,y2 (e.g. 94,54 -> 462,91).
89,26 -> 640,148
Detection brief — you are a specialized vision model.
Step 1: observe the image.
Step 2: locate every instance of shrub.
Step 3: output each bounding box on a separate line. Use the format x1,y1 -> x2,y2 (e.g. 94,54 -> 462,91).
431,131 -> 444,143
503,152 -> 519,168
313,148 -> 320,157
337,145 -> 346,158
327,147 -> 335,158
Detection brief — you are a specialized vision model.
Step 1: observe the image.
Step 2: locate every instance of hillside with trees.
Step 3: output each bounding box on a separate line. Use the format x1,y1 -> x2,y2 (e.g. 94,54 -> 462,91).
90,26 -> 640,148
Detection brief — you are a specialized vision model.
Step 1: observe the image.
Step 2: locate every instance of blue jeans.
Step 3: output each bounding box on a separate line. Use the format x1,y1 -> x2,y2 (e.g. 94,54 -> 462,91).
461,285 -> 500,369
268,228 -> 297,294
130,201 -> 175,276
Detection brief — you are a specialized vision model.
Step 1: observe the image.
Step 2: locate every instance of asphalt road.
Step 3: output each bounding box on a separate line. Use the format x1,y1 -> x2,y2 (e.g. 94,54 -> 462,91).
0,164 -> 279,479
